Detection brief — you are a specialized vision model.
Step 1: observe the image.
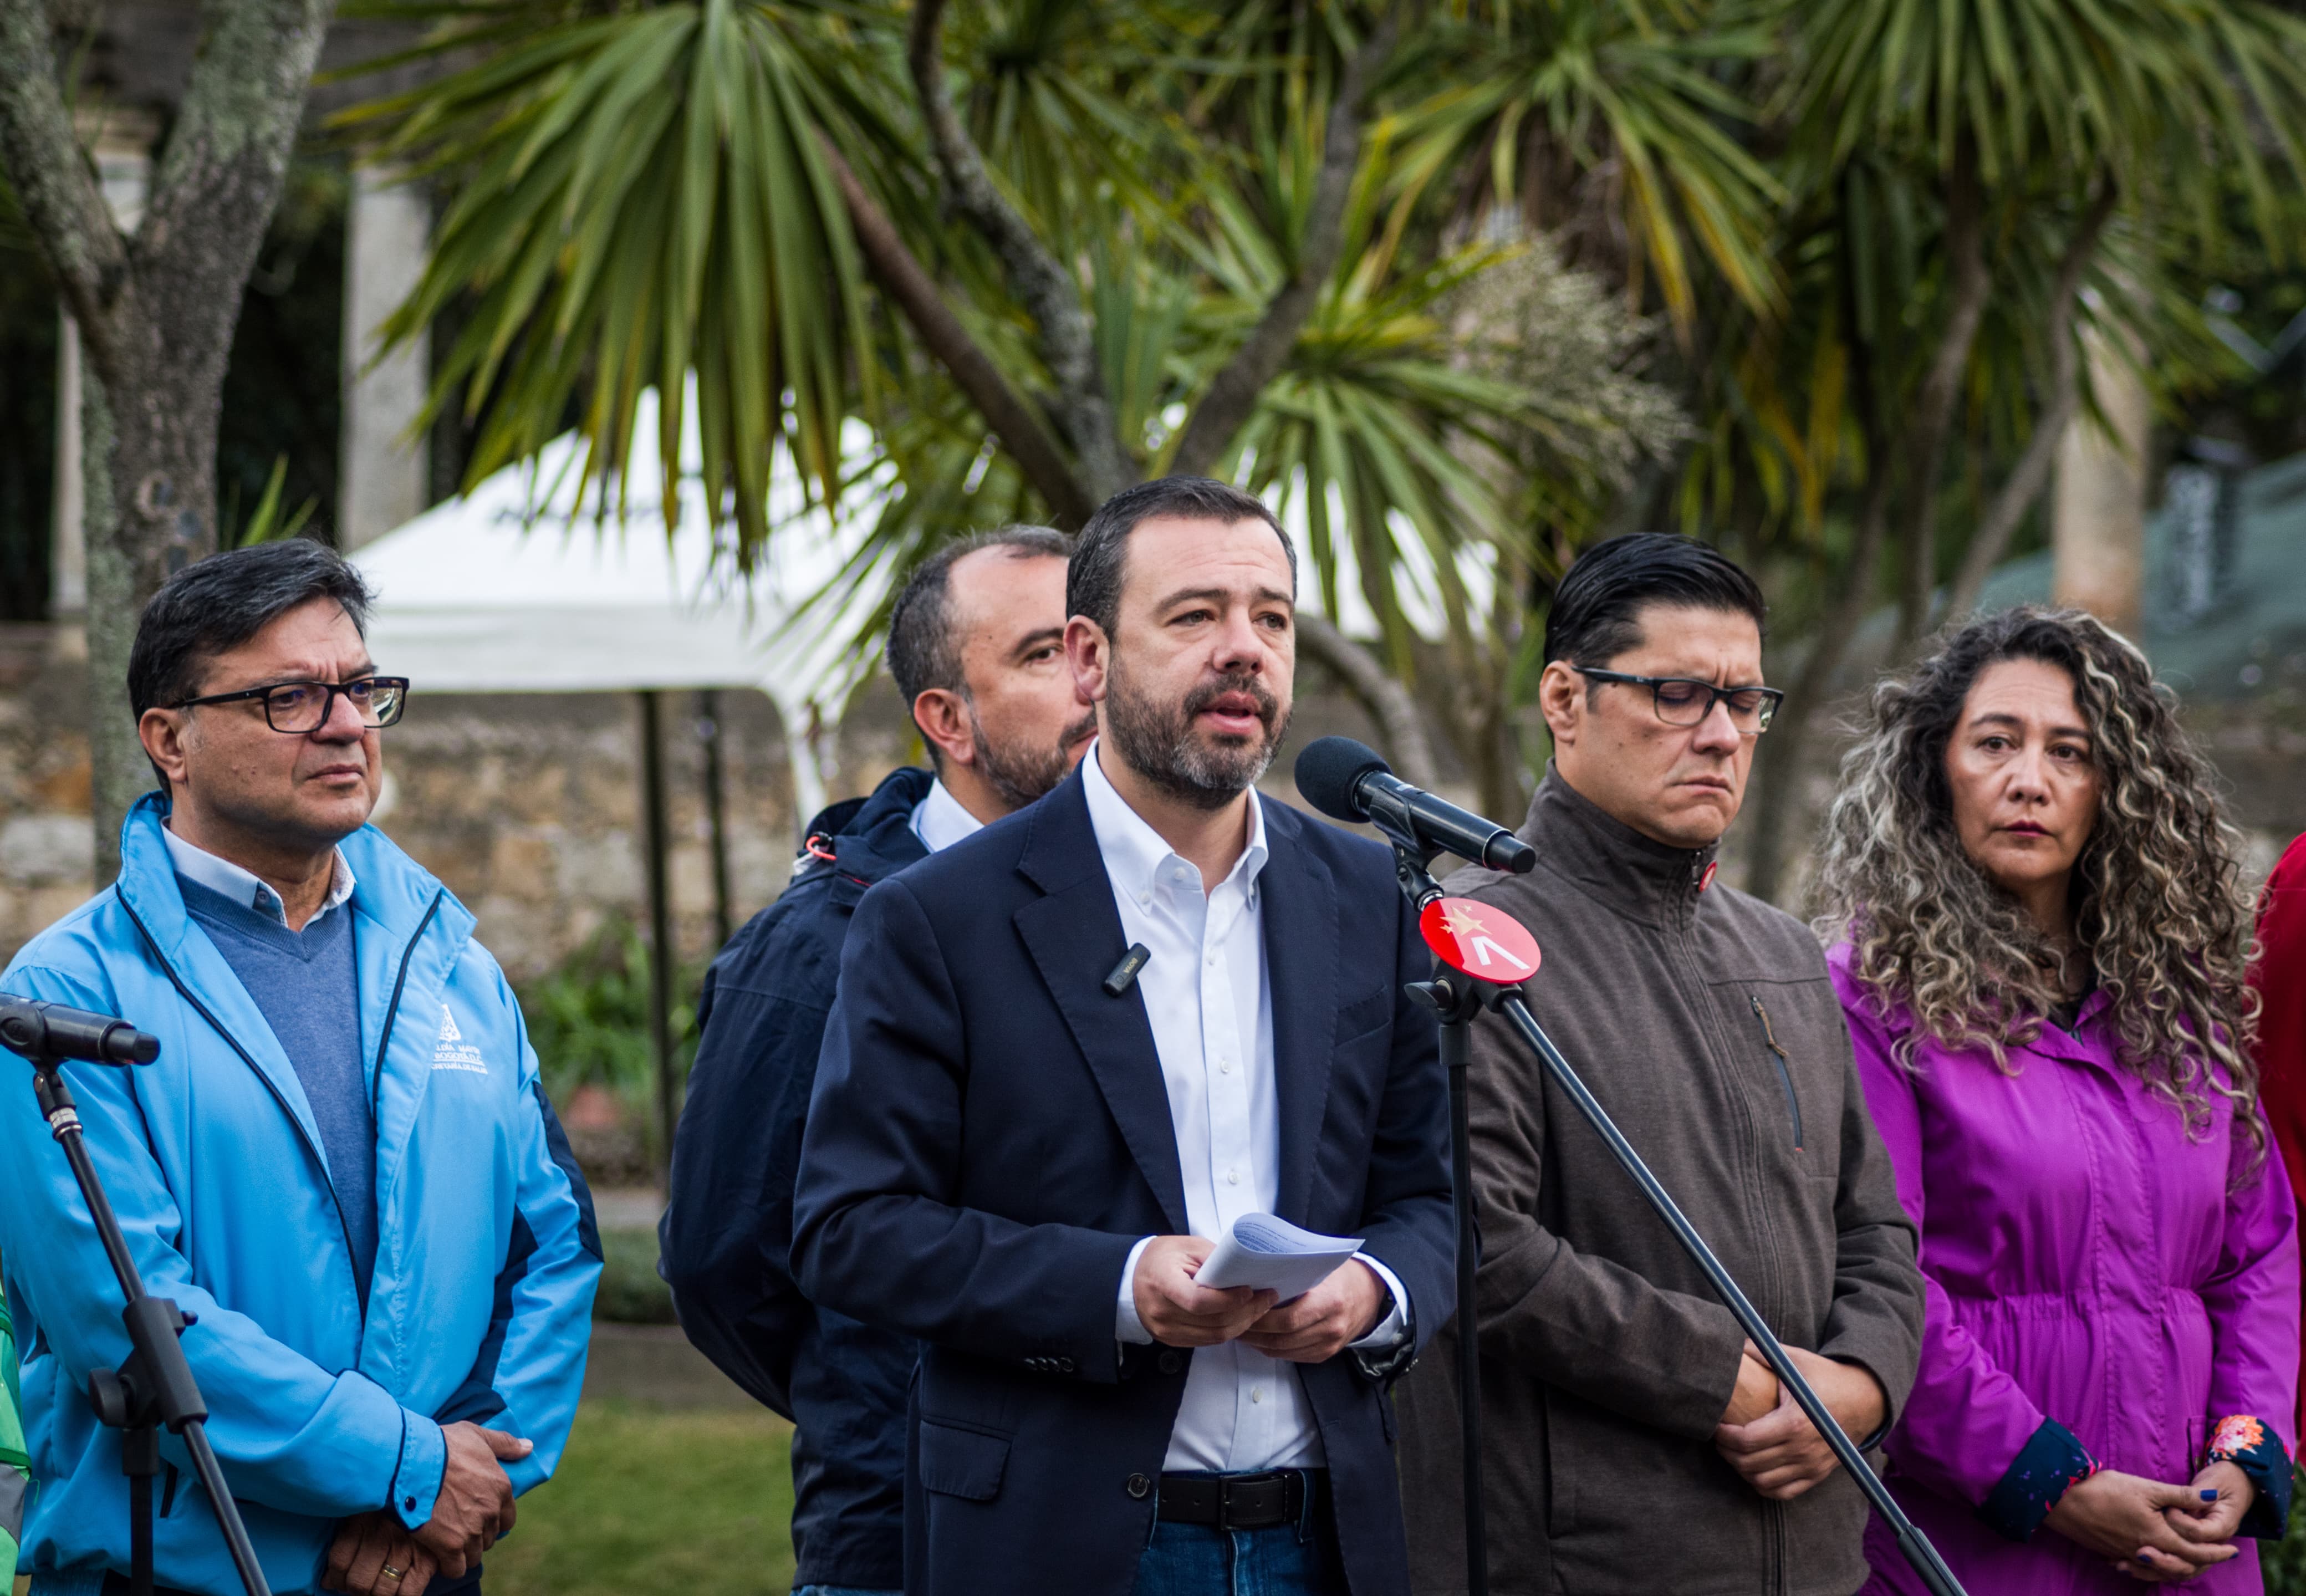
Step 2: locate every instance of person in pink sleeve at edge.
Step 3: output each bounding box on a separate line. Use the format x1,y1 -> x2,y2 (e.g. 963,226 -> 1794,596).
1812,605 -> 2299,1593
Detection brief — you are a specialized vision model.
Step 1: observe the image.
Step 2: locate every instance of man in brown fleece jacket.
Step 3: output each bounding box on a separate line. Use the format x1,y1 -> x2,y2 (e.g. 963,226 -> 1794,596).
1395,534 -> 1923,1596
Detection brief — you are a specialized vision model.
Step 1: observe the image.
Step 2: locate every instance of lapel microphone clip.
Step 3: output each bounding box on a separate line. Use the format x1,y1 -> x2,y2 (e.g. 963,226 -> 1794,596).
1101,944 -> 1152,998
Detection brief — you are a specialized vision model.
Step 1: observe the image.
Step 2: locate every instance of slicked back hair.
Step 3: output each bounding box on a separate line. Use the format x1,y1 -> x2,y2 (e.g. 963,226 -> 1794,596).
1067,477 -> 1295,641
1543,533 -> 1767,682
129,539 -> 376,789
885,526 -> 1072,762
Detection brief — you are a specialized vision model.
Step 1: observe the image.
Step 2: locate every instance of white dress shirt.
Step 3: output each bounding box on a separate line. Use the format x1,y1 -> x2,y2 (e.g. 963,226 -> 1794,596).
162,824 -> 356,929
910,777 -> 986,854
1083,742 -> 1407,1473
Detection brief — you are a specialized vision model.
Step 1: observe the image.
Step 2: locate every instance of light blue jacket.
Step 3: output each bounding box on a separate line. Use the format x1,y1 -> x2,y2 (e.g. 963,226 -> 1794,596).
0,795 -> 601,1594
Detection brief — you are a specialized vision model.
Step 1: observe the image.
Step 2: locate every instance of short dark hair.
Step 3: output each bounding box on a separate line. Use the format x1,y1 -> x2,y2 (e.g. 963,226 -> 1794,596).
885,526 -> 1071,752
128,538 -> 375,788
1067,477 -> 1295,639
1543,533 -> 1767,672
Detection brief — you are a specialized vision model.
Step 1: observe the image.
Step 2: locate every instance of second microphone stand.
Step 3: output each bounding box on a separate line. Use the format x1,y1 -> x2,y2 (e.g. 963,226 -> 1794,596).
19,1052 -> 272,1596
1375,827 -> 1967,1596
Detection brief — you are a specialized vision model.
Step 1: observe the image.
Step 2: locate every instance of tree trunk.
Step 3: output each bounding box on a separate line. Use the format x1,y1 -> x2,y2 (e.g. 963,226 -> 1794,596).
1894,139 -> 1989,654
0,0 -> 337,878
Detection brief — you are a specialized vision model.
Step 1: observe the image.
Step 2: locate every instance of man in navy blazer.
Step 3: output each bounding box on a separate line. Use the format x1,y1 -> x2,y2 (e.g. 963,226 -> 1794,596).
792,477 -> 1454,1596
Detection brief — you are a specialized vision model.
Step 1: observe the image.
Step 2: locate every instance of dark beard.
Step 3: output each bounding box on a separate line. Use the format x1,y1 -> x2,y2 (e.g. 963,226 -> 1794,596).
1104,657 -> 1289,812
970,702 -> 1096,812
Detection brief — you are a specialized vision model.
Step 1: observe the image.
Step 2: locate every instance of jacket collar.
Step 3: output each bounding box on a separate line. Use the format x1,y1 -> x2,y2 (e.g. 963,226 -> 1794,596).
111,791 -> 475,1235
116,791 -> 462,955
1523,766 -> 1720,931
817,765 -> 936,885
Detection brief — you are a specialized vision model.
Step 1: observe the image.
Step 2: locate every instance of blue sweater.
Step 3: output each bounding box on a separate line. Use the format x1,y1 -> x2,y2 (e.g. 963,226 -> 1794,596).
178,878 -> 378,1304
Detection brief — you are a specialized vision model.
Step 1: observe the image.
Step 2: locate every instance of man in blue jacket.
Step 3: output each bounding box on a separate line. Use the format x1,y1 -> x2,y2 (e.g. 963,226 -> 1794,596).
660,526 -> 1093,1595
0,541 -> 600,1596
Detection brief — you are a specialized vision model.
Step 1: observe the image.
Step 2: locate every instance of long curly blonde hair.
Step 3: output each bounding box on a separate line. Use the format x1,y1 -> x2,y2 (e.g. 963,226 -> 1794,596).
1812,606 -> 2261,1151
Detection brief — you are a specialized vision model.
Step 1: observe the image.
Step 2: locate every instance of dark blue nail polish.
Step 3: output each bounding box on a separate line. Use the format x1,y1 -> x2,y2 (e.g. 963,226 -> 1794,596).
2203,1488 -> 2222,1501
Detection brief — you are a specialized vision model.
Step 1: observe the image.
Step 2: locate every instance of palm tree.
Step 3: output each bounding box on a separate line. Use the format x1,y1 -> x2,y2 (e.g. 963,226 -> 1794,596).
335,0 -> 1743,818
1696,0 -> 2306,901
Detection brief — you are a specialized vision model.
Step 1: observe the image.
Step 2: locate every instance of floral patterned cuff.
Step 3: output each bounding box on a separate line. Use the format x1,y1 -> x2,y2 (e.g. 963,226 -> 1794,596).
2206,1414 -> 2292,1539
1977,1417 -> 2100,1543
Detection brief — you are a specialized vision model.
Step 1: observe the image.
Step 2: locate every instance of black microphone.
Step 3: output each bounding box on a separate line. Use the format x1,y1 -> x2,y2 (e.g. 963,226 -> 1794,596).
0,995 -> 162,1067
1294,736 -> 1536,875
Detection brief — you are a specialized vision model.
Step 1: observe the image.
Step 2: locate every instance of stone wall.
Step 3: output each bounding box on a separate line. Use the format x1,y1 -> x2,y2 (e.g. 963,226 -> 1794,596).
17,611 -> 2296,984
0,622 -> 805,981
0,623 -> 1411,981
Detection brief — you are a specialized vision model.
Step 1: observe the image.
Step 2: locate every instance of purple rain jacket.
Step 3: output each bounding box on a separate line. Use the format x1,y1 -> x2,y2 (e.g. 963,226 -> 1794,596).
1831,946 -> 2300,1595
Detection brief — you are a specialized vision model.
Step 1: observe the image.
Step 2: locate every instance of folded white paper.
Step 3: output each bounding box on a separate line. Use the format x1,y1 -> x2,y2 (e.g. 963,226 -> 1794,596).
1194,1212 -> 1364,1302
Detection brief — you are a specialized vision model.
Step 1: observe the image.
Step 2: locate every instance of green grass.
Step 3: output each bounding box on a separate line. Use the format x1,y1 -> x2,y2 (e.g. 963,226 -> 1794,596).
488,1399 -> 795,1596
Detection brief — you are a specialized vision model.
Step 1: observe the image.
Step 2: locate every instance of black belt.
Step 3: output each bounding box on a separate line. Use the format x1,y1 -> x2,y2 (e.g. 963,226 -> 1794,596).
1156,1468 -> 1324,1531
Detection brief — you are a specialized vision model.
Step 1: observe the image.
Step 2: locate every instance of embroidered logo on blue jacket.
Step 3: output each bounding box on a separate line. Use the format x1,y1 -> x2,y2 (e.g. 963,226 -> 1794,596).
431,1005 -> 488,1074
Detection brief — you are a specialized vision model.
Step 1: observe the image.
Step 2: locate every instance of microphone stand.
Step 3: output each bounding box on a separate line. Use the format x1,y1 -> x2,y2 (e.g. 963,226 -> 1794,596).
15,1048 -> 273,1596
1382,838 -> 1491,1596
1375,832 -> 1967,1596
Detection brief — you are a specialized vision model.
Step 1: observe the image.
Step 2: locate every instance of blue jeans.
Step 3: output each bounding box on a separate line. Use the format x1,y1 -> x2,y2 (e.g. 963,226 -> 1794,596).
1128,1483 -> 1344,1596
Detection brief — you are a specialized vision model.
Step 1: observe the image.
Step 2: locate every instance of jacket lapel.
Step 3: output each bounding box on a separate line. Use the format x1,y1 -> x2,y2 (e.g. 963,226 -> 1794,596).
1013,773 -> 1190,1234
1256,802 -> 1339,1229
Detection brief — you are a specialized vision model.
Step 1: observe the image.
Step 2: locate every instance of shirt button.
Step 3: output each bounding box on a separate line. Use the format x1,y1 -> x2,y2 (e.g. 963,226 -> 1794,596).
1220,1059 -> 1232,1074
1227,1167 -> 1241,1186
1206,952 -> 1217,966
1251,1386 -> 1265,1404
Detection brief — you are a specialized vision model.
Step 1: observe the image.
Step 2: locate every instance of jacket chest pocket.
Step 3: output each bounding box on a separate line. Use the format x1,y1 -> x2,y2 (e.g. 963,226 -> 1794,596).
1748,995 -> 1804,1154
1707,980 -> 1845,1174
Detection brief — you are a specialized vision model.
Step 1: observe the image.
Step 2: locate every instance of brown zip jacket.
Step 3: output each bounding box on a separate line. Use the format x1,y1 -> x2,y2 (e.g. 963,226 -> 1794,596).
1395,772 -> 1923,1596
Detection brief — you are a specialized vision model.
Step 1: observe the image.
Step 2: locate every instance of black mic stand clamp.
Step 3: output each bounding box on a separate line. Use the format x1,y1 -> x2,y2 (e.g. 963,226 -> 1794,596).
20,1055 -> 273,1596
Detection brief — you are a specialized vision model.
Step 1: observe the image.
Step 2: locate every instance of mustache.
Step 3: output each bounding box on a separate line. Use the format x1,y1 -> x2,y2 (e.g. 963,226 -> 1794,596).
1182,672 -> 1279,726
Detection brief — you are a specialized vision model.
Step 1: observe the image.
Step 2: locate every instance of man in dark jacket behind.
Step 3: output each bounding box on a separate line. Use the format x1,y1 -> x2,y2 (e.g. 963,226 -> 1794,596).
659,527 -> 1093,1595
1395,534 -> 1924,1596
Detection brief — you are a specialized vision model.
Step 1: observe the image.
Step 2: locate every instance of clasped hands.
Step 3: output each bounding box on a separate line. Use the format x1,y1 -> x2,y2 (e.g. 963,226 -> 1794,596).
322,1421 -> 532,1596
1712,1339 -> 1885,1502
1131,1233 -> 1385,1363
2045,1460 -> 2255,1585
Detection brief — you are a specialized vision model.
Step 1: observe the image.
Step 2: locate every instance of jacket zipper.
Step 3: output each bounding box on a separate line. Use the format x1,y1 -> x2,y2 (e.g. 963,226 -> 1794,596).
121,889 -> 378,1331
1749,996 -> 1803,1153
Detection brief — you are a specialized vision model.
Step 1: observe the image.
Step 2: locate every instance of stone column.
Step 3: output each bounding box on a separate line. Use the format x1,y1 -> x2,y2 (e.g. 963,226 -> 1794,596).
2051,324 -> 2152,639
52,110 -> 159,624
338,162 -> 432,548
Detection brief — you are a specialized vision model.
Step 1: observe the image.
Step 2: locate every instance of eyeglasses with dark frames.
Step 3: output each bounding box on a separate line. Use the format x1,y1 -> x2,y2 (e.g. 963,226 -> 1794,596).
171,676 -> 410,733
1570,666 -> 1782,735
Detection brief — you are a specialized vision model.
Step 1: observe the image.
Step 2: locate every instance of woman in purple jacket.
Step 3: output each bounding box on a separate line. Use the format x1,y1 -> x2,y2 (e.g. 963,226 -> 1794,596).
1814,606 -> 2297,1593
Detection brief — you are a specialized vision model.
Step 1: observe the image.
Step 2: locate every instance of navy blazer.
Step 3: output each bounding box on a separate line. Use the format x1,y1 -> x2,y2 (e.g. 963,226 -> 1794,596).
792,762 -> 1454,1596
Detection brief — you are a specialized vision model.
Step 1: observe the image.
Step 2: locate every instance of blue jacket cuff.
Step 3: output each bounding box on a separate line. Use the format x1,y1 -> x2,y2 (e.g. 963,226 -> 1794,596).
2207,1414 -> 2292,1540
389,1412 -> 447,1530
1977,1417 -> 2099,1543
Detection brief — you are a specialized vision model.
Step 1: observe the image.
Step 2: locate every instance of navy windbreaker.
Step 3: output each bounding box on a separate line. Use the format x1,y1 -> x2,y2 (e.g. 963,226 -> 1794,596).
659,766 -> 931,1590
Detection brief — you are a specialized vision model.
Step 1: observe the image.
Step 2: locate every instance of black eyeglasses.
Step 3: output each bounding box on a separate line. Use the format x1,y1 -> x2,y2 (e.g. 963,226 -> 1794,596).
171,676 -> 410,733
1572,667 -> 1782,735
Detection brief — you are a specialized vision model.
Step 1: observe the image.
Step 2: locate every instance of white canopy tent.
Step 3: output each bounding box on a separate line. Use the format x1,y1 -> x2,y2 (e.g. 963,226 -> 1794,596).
350,391 -> 889,1154
352,391 -> 889,827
